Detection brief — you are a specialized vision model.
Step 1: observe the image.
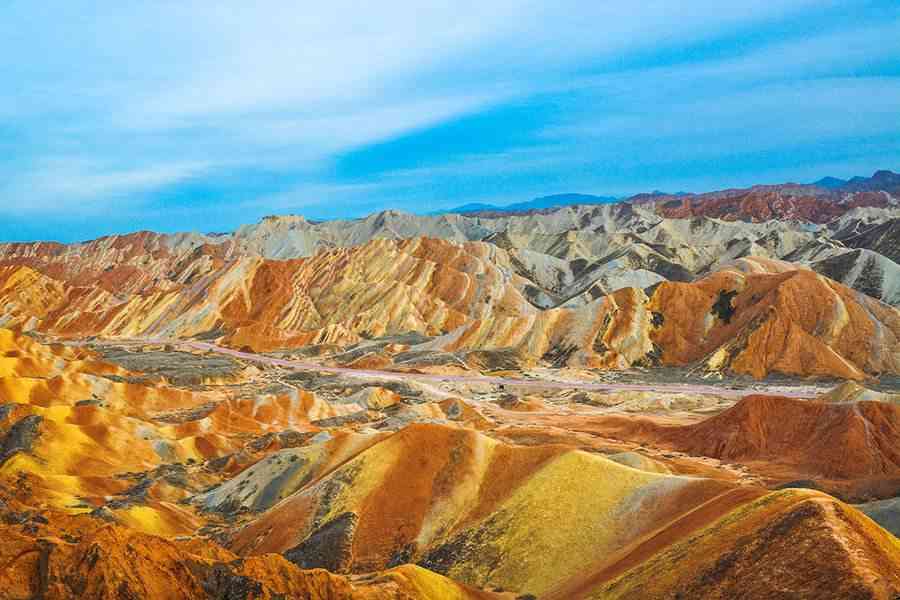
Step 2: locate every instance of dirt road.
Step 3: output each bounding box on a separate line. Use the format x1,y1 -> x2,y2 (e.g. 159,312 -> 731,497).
180,341 -> 825,399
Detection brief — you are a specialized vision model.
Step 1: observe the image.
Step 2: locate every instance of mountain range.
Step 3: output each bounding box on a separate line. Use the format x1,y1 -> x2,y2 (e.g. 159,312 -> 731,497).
428,169 -> 899,218
2,169 -> 900,599
436,193 -> 620,216
1,173 -> 900,380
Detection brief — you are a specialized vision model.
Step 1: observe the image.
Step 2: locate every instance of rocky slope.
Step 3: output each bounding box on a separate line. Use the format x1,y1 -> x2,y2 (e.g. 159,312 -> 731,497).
0,517 -> 502,600
216,423 -> 741,596
197,416 -> 900,598
579,489 -> 900,600
839,218 -> 900,264
811,248 -> 900,307
3,197 -> 900,312
2,234 -> 900,380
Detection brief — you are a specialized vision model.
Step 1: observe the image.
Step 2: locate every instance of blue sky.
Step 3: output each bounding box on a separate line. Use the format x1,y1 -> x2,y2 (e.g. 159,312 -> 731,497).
1,1 -> 899,242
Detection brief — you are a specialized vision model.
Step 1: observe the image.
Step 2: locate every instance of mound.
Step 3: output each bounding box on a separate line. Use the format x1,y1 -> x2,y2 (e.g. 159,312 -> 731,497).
648,267 -> 900,379
200,419 -> 900,598
220,422 -> 749,596
567,392 -> 900,501
578,489 -> 900,599
576,392 -> 900,502
0,519 -> 501,600
0,326 -> 518,599
660,395 -> 900,480
0,329 -> 365,535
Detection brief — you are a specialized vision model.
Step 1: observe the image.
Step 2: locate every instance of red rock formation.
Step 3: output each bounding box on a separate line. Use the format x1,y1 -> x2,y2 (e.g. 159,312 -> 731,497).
654,187 -> 890,223
664,395 -> 900,479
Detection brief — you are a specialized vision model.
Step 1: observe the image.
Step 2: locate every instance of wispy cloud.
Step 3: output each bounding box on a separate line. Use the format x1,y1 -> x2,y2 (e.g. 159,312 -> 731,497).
236,91 -> 514,152
0,159 -> 214,216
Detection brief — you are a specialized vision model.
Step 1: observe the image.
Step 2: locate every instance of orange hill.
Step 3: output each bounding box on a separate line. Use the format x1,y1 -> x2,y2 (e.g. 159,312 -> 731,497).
663,395 -> 900,480
577,393 -> 900,500
0,517 -> 504,600
205,422 -> 900,598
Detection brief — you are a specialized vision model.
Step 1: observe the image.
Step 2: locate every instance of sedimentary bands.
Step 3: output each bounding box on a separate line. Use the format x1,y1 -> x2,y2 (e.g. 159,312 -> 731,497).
1,176 -> 900,598
2,192 -> 900,381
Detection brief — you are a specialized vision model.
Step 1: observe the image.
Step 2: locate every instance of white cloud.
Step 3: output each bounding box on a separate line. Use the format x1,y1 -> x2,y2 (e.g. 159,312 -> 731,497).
378,146 -> 576,182
3,1 -> 831,138
1,159 -> 214,216
533,14 -> 900,160
234,90 -> 513,153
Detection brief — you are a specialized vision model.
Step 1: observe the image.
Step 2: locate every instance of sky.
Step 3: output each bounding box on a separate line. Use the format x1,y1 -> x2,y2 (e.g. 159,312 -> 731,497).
1,1 -> 900,242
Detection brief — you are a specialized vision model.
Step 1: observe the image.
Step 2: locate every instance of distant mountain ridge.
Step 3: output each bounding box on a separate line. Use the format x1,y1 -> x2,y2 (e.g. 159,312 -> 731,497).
813,176 -> 848,190
432,170 -> 899,219
844,169 -> 900,193
814,170 -> 900,193
435,192 -> 619,215
653,169 -> 900,223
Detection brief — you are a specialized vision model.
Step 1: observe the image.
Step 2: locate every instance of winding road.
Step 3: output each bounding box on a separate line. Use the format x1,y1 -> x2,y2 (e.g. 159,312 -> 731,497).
178,340 -> 826,399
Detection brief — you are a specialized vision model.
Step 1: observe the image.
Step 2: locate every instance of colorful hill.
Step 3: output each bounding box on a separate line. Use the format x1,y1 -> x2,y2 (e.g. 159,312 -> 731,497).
198,421 -> 898,598
2,234 -> 900,380
578,489 -> 900,599
1,327 -> 899,598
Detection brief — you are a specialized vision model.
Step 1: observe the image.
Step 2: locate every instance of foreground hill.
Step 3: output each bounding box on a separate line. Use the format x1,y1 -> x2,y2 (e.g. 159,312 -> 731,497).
202,422 -> 900,598
1,328 -> 899,598
0,328 -> 512,599
0,519 -> 503,599
217,423 -> 742,595
578,489 -> 900,599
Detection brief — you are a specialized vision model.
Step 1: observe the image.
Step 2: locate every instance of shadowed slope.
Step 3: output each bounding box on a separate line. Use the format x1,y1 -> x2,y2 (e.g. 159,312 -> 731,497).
583,490 -> 900,599
222,423 -> 748,596
0,519 -> 504,600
